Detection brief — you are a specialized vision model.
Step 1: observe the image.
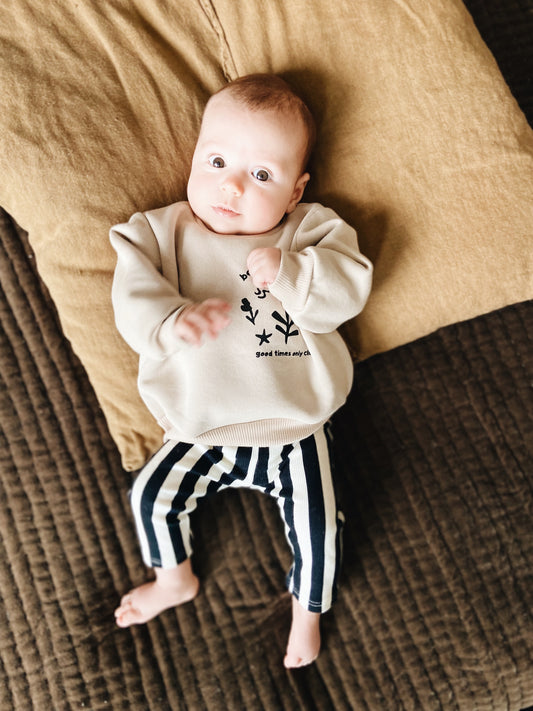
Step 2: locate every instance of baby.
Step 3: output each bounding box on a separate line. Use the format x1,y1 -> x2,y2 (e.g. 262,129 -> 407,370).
110,73 -> 373,668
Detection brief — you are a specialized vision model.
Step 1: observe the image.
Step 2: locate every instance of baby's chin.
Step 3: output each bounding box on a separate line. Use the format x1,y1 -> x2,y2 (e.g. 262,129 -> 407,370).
194,210 -> 286,236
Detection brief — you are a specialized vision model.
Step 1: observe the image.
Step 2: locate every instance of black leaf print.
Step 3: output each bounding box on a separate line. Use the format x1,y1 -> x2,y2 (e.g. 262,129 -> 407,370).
241,298 -> 258,325
272,310 -> 299,343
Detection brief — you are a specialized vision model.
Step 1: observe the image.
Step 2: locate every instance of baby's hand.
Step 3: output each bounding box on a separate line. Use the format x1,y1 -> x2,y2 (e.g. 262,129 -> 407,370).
175,298 -> 231,346
247,247 -> 282,289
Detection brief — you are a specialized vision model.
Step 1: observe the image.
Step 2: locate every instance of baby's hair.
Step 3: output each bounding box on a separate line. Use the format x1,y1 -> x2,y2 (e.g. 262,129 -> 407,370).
211,73 -> 316,170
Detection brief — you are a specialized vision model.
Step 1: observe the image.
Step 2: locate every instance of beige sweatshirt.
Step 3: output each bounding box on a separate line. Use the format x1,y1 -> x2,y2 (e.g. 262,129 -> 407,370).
110,202 -> 373,446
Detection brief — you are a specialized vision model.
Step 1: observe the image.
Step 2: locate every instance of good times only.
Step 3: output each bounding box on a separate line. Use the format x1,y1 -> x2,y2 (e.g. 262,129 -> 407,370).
256,349 -> 311,358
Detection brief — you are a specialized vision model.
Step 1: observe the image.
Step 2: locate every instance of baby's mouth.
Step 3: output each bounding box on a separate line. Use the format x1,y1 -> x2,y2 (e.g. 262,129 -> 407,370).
212,204 -> 240,217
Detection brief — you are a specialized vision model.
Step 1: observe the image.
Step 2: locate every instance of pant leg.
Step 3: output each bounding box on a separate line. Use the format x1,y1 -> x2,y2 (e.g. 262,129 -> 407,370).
130,440 -> 251,568
274,428 -> 344,613
129,431 -> 343,610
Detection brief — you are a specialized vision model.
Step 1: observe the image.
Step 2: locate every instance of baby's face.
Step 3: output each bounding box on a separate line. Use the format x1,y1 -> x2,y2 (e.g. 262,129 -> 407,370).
187,93 -> 310,235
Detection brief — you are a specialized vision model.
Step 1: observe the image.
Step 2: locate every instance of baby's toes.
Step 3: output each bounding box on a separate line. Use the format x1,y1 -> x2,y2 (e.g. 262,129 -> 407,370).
119,592 -> 133,608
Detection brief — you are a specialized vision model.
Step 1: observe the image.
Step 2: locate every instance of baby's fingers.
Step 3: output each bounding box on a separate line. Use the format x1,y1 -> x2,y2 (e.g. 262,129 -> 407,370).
201,299 -> 232,337
174,312 -> 205,346
201,298 -> 232,317
175,299 -> 231,345
246,247 -> 281,288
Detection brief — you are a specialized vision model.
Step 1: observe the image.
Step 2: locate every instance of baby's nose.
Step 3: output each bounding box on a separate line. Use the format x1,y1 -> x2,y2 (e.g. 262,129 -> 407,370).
221,175 -> 244,196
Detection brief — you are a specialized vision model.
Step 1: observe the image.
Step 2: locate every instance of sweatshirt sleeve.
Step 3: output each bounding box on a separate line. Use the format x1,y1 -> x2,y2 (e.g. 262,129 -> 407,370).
110,211 -> 190,358
268,204 -> 373,333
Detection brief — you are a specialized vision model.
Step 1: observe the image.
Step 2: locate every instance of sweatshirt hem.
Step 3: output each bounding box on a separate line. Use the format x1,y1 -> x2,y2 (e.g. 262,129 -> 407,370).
160,417 -> 328,448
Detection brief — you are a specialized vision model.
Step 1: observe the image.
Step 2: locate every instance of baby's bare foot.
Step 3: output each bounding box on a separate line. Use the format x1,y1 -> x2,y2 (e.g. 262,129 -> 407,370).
115,565 -> 199,628
283,596 -> 321,669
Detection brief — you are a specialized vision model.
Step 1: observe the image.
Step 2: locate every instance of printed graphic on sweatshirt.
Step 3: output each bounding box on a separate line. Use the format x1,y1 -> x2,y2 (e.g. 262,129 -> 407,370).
238,269 -> 311,359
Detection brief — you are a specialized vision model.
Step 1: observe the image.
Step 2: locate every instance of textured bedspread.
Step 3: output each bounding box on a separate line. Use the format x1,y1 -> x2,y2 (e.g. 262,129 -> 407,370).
1,218 -> 532,710
1,1 -> 532,709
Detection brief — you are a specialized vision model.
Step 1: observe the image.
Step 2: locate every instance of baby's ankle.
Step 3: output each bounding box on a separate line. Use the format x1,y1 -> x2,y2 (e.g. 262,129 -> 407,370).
154,561 -> 198,591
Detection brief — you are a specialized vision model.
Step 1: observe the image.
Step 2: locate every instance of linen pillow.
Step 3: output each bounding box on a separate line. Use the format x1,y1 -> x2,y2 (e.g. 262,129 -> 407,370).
1,0 -> 531,469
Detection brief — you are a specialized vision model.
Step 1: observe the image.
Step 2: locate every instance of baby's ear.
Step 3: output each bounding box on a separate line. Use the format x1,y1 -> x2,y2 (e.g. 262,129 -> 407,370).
287,172 -> 310,213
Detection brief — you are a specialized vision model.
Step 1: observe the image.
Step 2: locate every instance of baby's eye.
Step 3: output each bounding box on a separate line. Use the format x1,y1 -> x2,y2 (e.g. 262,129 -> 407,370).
209,155 -> 225,168
252,168 -> 271,182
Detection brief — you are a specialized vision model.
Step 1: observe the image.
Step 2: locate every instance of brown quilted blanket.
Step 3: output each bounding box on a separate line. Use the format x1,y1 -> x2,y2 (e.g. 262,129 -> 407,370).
1,223 -> 532,710
1,1 -> 532,709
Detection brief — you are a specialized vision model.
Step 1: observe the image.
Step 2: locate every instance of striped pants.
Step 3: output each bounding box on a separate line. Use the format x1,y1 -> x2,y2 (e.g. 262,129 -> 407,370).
130,427 -> 344,613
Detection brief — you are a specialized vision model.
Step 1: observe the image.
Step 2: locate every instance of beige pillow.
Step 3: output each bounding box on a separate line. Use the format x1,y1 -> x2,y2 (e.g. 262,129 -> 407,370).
1,0 -> 531,470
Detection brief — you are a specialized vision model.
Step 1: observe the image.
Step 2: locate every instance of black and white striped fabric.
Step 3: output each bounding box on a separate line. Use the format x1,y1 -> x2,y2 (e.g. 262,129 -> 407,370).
130,427 -> 344,613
